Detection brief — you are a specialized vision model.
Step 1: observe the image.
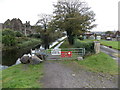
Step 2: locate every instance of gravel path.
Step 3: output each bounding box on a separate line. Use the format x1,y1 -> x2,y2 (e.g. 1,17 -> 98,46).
40,61 -> 118,88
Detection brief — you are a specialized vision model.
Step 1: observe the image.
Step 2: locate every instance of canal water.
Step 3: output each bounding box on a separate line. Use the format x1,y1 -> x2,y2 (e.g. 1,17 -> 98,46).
1,36 -> 67,70
1,44 -> 41,70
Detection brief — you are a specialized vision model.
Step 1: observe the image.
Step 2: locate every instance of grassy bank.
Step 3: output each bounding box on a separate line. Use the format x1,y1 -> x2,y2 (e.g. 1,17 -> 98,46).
62,52 -> 118,75
2,63 -> 43,88
50,38 -> 66,49
100,40 -> 120,50
60,39 -> 118,75
76,39 -> 119,50
77,52 -> 118,75
59,39 -> 73,48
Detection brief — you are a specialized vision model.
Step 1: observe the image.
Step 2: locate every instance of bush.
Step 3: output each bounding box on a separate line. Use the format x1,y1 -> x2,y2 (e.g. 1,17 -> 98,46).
28,33 -> 41,38
2,29 -> 15,36
2,35 -> 16,46
74,39 -> 95,56
2,29 -> 16,46
15,31 -> 23,37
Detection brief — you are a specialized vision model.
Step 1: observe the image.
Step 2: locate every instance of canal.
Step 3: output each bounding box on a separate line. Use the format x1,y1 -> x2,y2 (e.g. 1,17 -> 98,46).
1,36 -> 67,70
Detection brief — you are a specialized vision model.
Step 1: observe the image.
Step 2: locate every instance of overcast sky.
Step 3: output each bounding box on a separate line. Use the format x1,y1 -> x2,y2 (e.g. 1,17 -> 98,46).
0,0 -> 119,32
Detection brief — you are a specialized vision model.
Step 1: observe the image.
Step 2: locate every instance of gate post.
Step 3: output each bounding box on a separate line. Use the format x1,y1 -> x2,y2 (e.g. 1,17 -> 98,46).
94,41 -> 100,54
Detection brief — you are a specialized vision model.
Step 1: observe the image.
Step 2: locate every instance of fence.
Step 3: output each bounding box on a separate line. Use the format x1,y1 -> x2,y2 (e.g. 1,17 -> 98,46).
32,48 -> 85,60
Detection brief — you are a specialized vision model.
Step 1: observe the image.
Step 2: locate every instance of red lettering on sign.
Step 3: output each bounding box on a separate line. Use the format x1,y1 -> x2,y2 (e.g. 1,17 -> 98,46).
61,51 -> 72,57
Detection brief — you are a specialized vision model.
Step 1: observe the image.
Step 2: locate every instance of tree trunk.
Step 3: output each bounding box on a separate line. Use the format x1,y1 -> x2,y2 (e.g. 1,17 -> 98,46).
68,35 -> 74,45
44,35 -> 50,49
67,30 -> 74,45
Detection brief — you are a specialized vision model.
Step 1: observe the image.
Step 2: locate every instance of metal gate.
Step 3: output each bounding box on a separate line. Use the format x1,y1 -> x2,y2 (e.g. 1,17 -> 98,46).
33,48 -> 85,60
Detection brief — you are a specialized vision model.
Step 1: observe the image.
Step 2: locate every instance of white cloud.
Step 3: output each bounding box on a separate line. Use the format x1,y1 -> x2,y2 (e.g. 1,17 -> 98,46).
0,0 -> 119,31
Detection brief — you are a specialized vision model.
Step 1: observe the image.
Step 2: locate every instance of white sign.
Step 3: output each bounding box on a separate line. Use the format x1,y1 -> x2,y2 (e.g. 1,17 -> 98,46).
51,49 -> 61,55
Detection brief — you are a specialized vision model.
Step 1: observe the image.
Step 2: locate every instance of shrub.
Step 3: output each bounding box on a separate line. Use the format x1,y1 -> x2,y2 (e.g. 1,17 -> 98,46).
2,29 -> 15,36
28,33 -> 41,38
15,31 -> 23,37
2,29 -> 16,46
2,35 -> 16,46
74,39 -> 95,56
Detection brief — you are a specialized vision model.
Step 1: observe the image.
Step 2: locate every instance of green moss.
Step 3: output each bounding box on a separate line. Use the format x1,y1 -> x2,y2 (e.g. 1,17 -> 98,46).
2,63 -> 43,88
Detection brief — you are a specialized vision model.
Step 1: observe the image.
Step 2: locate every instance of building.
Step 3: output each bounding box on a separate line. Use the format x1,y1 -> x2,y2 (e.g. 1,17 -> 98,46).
2,18 -> 32,35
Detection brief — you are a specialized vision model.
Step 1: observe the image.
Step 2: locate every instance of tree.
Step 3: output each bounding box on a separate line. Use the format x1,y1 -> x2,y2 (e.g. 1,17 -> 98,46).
105,31 -> 114,36
2,29 -> 16,46
36,14 -> 52,49
36,14 -> 63,49
53,0 -> 96,45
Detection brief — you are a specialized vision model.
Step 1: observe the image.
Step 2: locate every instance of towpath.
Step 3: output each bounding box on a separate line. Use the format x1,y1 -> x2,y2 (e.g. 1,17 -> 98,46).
40,61 -> 118,88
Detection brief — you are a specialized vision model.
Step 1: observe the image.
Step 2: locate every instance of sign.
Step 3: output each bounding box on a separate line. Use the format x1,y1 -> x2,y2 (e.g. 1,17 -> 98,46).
61,51 -> 72,57
51,49 -> 61,55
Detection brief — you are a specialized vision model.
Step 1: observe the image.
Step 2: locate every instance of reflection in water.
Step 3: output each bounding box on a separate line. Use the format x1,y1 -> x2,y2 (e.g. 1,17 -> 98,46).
1,44 -> 41,67
1,36 -> 67,70
2,48 -> 30,66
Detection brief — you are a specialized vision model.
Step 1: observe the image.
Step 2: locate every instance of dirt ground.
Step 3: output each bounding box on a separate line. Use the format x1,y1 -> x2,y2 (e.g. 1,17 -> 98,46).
40,61 -> 118,88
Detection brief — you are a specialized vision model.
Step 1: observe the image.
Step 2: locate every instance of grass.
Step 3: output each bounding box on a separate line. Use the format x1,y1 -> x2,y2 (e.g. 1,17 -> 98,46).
74,39 -> 120,50
100,40 -> 120,50
60,39 -> 73,48
50,39 -> 66,49
2,63 -> 43,88
62,52 -> 118,75
76,52 -> 118,75
60,39 -> 118,75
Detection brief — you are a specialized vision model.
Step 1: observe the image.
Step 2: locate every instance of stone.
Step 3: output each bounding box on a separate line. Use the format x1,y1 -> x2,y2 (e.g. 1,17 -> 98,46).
72,74 -> 75,77
30,55 -> 43,65
94,41 -> 100,54
77,57 -> 83,60
35,53 -> 47,60
20,55 -> 30,64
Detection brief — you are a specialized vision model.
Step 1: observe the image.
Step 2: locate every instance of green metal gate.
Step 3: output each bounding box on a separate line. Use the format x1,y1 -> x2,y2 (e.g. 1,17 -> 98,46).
33,48 -> 85,60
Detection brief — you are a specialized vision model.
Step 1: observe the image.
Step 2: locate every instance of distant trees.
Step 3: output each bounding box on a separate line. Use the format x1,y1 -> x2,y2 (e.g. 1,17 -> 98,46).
105,31 -> 114,35
53,0 -> 96,45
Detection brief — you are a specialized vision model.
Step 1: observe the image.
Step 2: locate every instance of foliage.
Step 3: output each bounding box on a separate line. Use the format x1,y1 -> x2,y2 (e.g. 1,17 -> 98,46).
59,39 -> 73,48
105,31 -> 114,35
77,52 -> 118,75
15,31 -> 23,37
28,33 -> 41,38
2,29 -> 16,46
2,28 -> 15,36
36,14 -> 63,49
2,64 -> 43,88
53,0 -> 96,45
74,39 -> 95,55
2,35 -> 16,46
17,38 -> 41,48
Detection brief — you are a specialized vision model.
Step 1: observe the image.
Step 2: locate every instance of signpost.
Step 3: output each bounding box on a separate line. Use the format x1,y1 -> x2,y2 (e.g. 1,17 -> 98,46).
61,51 -> 72,57
51,49 -> 61,55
